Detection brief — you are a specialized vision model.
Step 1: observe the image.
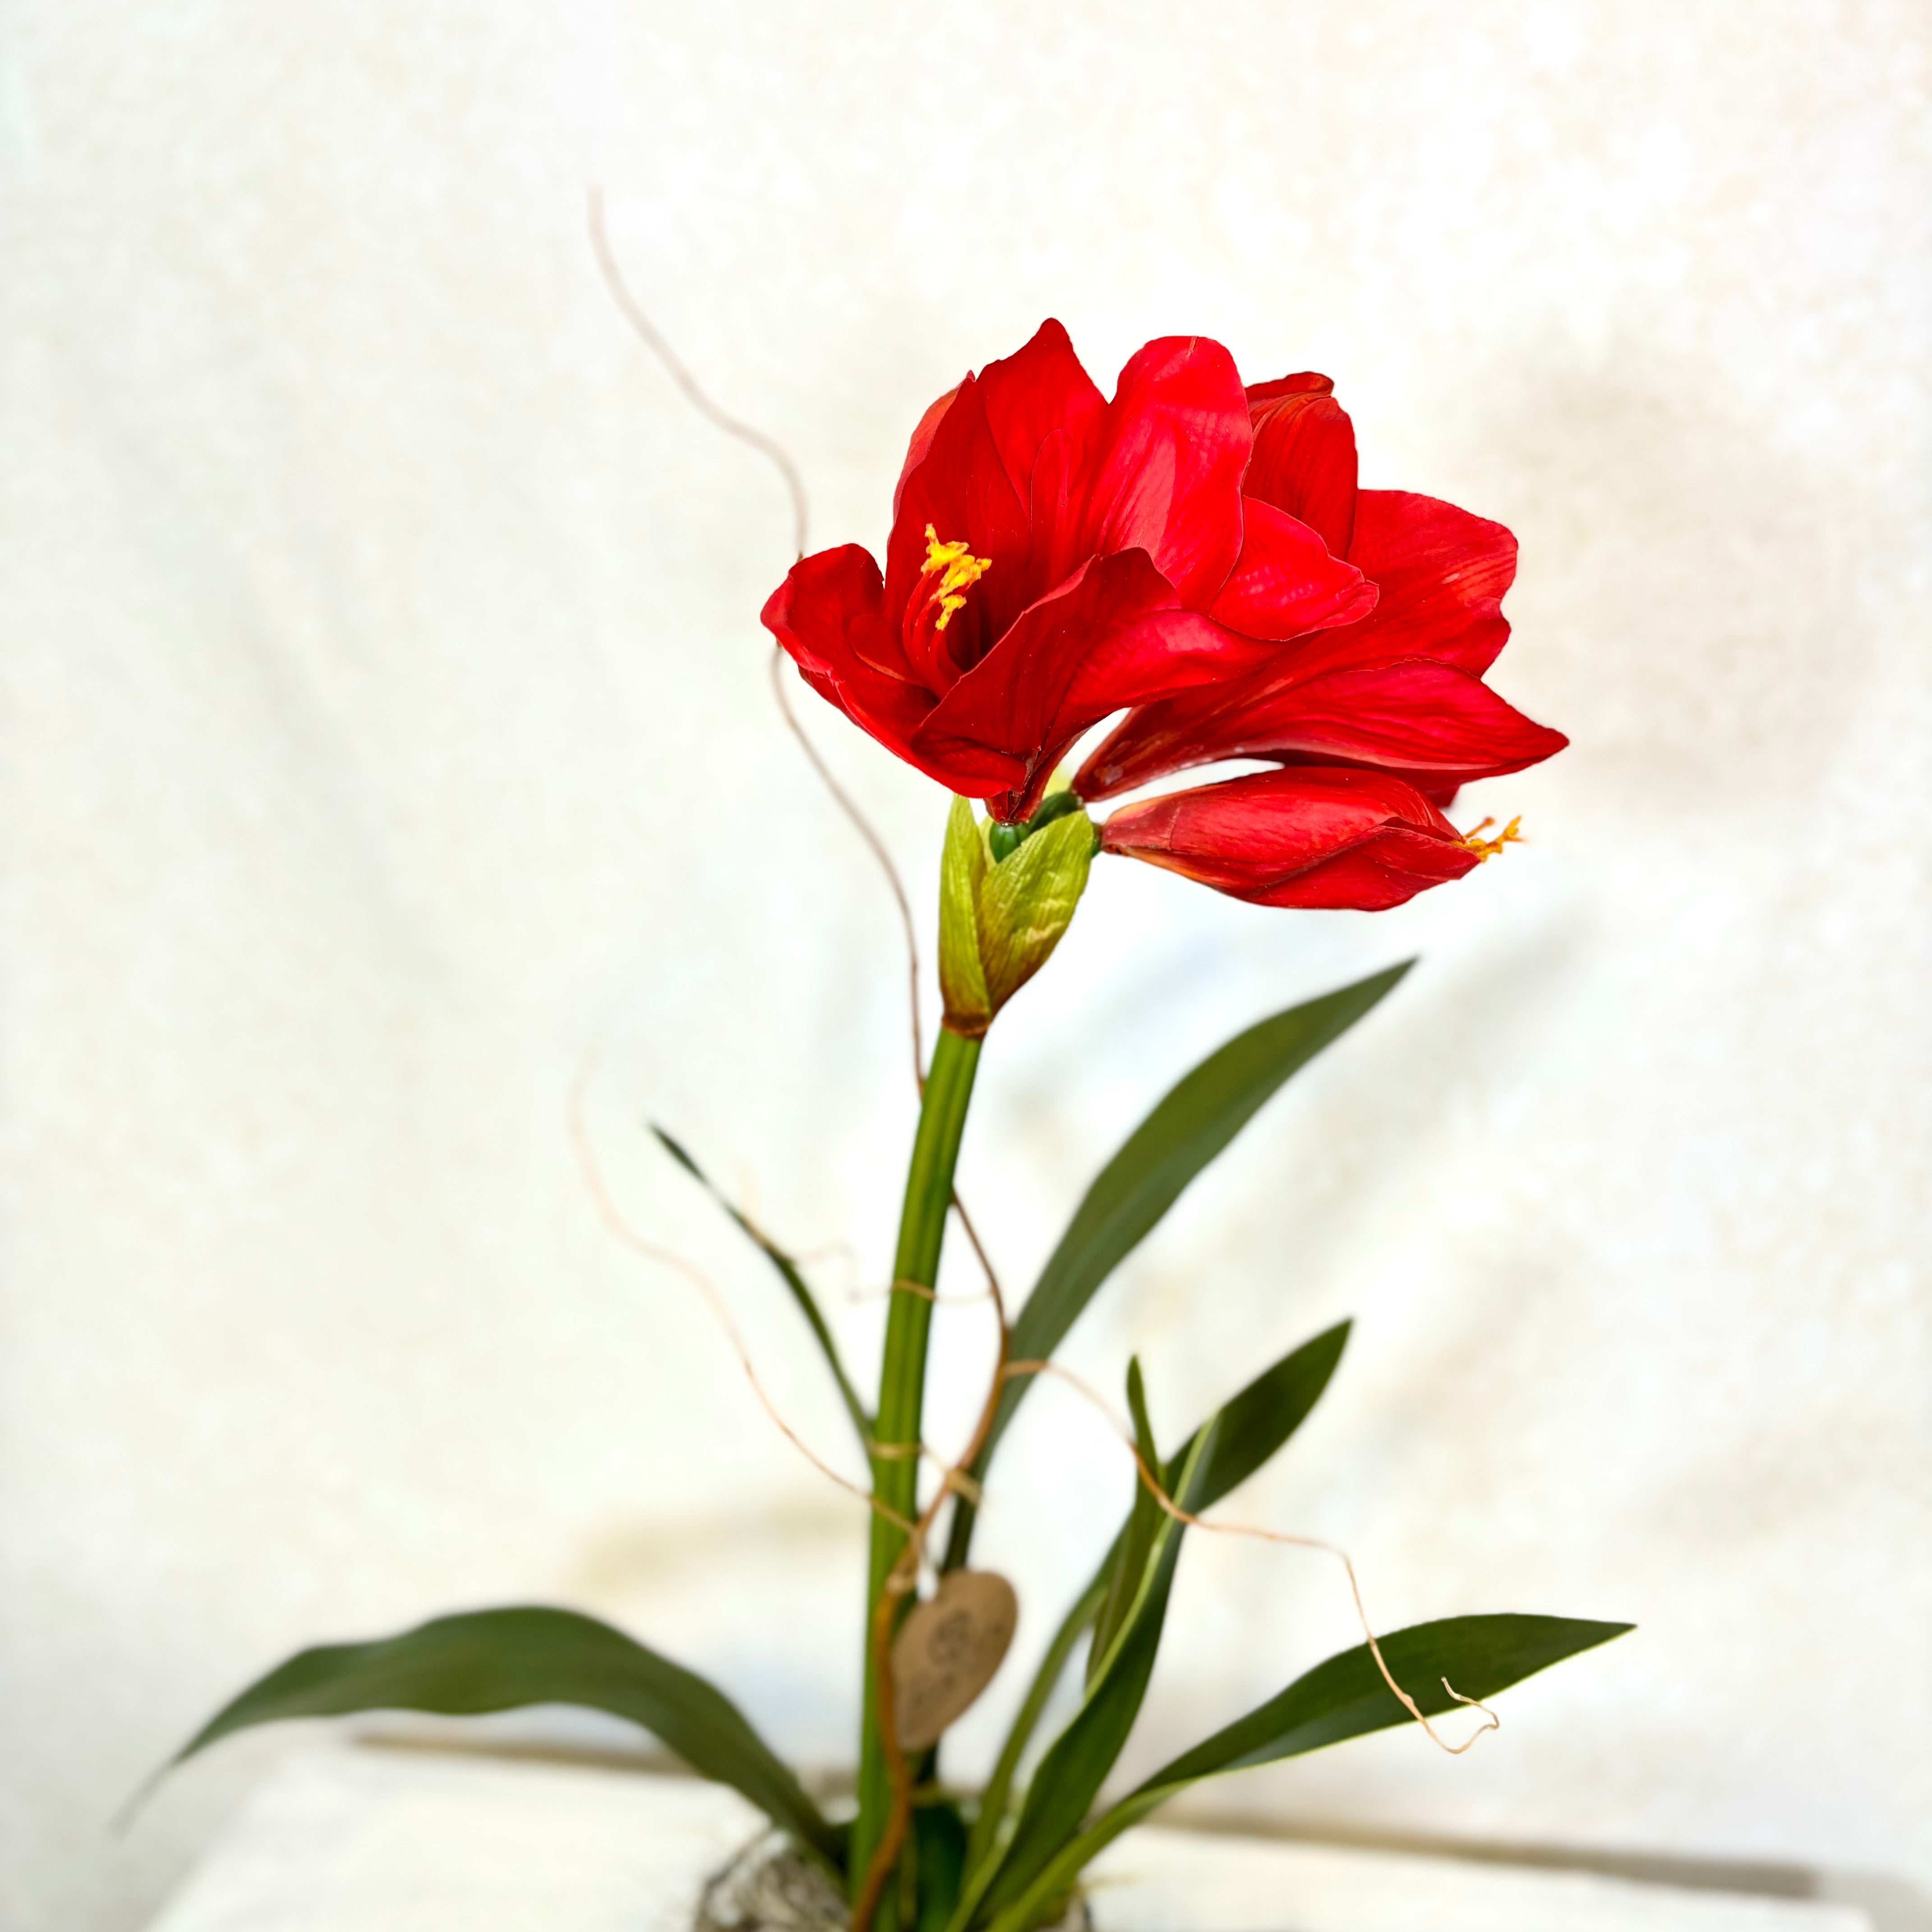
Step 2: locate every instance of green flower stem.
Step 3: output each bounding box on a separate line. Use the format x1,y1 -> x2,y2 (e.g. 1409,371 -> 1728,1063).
851,1023 -> 984,1903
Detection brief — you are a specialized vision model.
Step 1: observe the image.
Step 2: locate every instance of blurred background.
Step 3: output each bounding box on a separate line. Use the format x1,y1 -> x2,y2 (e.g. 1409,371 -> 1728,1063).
2,5 -> 1927,1928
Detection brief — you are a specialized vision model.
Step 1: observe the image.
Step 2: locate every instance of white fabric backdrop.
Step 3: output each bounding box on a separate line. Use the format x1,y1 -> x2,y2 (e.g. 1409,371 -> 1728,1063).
2,5 -> 1927,1929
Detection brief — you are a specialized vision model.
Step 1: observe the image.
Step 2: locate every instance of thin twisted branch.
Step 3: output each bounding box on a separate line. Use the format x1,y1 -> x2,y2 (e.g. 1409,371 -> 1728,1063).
588,187 -> 808,555
587,184 -> 928,1091
1001,1357 -> 1500,1756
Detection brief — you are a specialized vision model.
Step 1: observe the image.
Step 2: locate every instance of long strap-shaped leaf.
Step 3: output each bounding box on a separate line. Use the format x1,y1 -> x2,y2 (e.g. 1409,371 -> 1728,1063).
980,1613 -> 1633,1932
943,964 -> 1410,1571
958,1570 -> 1108,1885
961,1421 -> 1222,1929
651,1125 -> 872,1453
959,1319 -> 1352,1892
165,1605 -> 844,1868
1087,1359 -> 1164,1684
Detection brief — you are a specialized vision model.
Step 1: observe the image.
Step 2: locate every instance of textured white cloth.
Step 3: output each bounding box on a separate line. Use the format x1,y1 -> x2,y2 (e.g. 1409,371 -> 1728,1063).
146,1745 -> 1877,1932
1,6 -> 1926,1931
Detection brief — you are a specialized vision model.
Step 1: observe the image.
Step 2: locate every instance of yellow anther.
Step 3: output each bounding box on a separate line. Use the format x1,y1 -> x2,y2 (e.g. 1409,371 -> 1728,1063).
920,524 -> 992,631
1460,814 -> 1525,861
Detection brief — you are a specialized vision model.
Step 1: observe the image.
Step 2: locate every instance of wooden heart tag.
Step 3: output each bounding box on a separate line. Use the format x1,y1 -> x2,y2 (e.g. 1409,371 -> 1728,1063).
890,1569 -> 1018,1751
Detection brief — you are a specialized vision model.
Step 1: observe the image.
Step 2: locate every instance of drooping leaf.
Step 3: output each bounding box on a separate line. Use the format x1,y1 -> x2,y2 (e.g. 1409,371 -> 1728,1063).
651,1124 -> 872,1452
966,1421 -> 1222,1927
943,964 -> 1410,1570
166,1605 -> 843,1867
981,1614 -> 1633,1931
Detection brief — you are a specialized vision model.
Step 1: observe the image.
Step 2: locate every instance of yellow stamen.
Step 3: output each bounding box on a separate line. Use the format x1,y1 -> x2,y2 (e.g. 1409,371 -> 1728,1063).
1459,814 -> 1525,862
920,524 -> 992,631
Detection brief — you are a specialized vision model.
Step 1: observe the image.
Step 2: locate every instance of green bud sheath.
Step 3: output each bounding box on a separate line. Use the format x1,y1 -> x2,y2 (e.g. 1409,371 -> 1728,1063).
938,795 -> 1095,1038
938,797 -> 993,1037
977,810 -> 1094,1012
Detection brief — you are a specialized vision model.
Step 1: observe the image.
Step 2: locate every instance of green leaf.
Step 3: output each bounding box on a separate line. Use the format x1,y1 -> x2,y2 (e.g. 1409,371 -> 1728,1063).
943,964 -> 1411,1572
961,1321 -> 1347,1898
1087,1358 -> 1163,1686
969,1421 -> 1222,1926
982,1614 -> 1633,1931
913,1801 -> 968,1932
650,1125 -> 872,1454
164,1605 -> 844,1868
1171,1318 -> 1351,1511
1154,1612 -> 1633,1780
957,1570 -> 1106,1892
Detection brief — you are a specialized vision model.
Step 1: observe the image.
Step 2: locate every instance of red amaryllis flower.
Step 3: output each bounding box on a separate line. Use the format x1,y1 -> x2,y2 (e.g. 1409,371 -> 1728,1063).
762,322 -> 1375,822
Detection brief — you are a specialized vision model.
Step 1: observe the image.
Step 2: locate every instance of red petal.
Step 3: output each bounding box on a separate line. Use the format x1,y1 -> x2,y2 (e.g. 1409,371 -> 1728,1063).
1079,483 -> 1532,799
1206,497 -> 1375,641
1243,828 -> 1479,909
1246,372 -> 1334,404
1329,490 -> 1518,675
1249,660 -> 1567,777
975,319 -> 1106,535
762,547 -> 937,765
894,385 -> 961,519
1079,656 -> 1564,797
1067,336 -> 1251,607
1028,424 -> 1084,588
1100,768 -> 1477,911
886,374 -> 1033,675
1245,382 -> 1357,558
911,550 -> 1253,819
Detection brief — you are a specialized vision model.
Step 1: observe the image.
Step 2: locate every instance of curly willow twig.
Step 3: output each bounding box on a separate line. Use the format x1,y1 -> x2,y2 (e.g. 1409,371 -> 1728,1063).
1001,1357 -> 1500,1757
587,185 -> 926,1091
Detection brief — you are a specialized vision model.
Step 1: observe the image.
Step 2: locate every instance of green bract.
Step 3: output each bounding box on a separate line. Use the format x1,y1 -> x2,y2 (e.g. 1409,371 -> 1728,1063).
939,794 -> 1095,1038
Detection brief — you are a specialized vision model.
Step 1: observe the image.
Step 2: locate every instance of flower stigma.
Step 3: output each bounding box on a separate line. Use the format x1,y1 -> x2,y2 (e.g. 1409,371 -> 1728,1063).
920,524 -> 992,632
1460,814 -> 1524,862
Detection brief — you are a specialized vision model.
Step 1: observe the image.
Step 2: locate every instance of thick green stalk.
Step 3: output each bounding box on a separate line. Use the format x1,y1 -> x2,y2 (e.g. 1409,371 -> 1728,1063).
851,1024 -> 984,1903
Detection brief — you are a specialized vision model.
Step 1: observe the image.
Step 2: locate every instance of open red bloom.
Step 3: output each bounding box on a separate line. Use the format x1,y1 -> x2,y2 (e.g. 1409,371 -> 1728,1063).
767,329 -> 1563,911
762,322 -> 1373,822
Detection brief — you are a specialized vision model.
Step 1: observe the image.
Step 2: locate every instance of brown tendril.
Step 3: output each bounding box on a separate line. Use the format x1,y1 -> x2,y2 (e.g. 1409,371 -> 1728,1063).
587,187 -> 808,556
999,1357 -> 1501,1756
587,185 -> 928,1095
570,1044 -> 911,1536
845,1276 -> 994,1307
768,652 -> 928,1091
